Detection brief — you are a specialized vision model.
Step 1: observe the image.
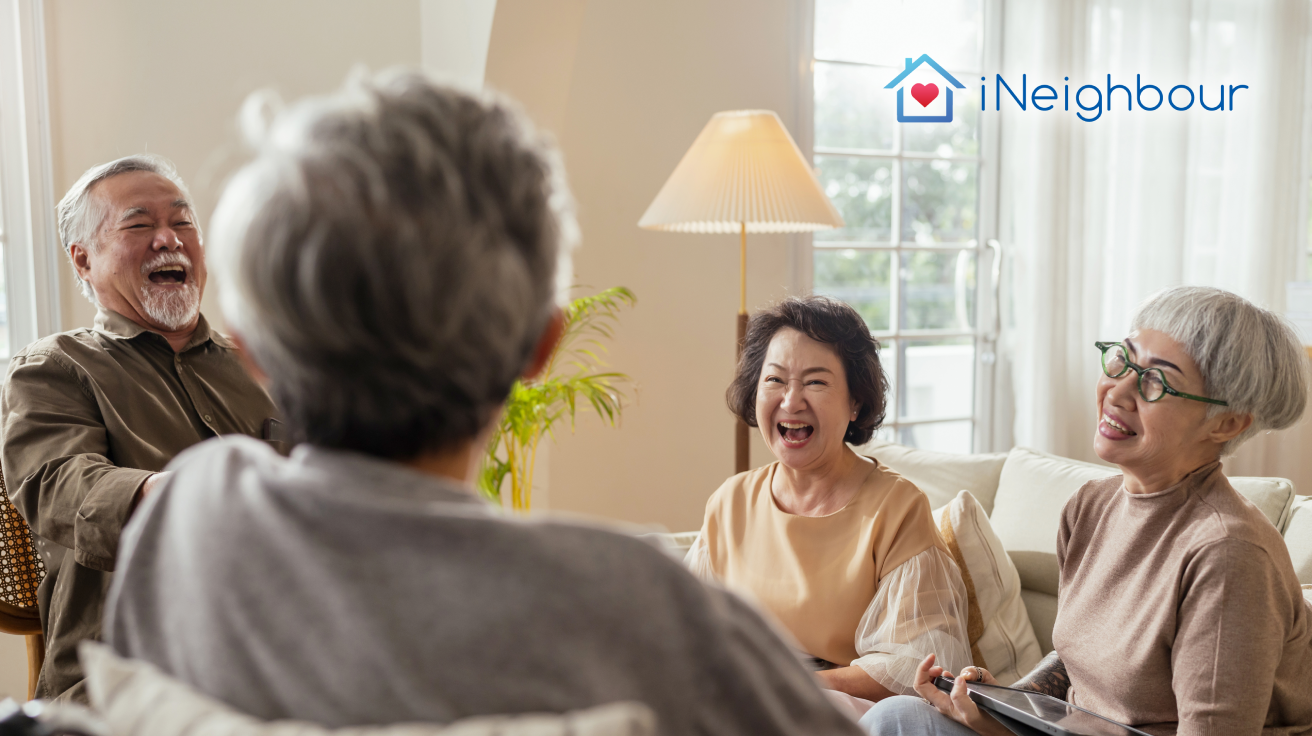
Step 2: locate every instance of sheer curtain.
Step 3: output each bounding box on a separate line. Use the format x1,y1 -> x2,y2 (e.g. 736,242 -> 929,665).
993,0 -> 1312,483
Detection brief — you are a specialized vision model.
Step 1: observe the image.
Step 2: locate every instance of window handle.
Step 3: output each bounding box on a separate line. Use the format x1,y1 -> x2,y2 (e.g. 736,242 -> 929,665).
985,239 -> 1002,341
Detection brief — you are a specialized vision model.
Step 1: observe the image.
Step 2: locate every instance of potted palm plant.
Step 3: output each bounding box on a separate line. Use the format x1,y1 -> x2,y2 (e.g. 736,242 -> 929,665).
477,286 -> 636,511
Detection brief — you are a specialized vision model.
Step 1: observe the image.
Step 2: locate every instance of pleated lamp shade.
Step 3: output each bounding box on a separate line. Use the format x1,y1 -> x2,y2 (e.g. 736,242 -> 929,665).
638,110 -> 844,233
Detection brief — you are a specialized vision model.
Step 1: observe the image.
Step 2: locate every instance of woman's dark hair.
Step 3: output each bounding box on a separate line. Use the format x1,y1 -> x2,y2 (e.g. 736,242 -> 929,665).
726,295 -> 888,445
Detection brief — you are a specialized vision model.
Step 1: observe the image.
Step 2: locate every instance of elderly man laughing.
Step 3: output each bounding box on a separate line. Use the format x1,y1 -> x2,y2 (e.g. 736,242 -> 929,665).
0,154 -> 279,702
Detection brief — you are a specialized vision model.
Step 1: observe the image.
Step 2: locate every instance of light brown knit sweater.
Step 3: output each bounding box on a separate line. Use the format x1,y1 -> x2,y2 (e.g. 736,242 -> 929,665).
1054,462 -> 1312,736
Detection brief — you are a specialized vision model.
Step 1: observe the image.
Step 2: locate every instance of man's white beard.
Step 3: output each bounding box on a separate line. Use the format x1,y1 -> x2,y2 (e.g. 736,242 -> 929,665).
139,281 -> 200,331
138,251 -> 201,331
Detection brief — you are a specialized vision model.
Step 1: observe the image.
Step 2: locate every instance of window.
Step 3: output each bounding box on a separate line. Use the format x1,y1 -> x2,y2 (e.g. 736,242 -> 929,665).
0,0 -> 61,360
807,0 -> 999,453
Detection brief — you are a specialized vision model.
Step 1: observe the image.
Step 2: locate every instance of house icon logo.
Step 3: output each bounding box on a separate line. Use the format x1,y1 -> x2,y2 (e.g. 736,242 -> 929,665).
884,54 -> 966,123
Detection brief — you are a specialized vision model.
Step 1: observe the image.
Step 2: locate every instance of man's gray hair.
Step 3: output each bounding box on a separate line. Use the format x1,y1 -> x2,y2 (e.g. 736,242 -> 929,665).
210,68 -> 576,459
1132,285 -> 1309,455
56,153 -> 196,302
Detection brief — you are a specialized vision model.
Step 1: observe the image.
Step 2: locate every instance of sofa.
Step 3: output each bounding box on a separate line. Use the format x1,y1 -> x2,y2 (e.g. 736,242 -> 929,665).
667,440 -> 1312,670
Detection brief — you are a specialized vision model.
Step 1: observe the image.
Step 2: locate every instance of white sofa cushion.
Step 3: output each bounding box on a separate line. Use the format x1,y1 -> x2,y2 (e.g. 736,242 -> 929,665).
1018,590 -> 1058,656
932,491 -> 1044,685
858,440 -> 1009,514
989,447 -> 1297,598
79,642 -> 655,736
989,448 -> 1117,597
655,531 -> 699,560
1227,477 -> 1297,533
1287,496 -> 1312,585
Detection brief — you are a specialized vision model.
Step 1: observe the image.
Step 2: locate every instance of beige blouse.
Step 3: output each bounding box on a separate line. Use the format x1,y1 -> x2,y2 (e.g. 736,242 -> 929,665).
686,460 -> 972,695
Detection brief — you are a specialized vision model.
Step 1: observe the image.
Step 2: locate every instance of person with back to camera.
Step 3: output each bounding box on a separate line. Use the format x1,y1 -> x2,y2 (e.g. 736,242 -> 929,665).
684,296 -> 973,713
101,68 -> 865,736
863,286 -> 1312,736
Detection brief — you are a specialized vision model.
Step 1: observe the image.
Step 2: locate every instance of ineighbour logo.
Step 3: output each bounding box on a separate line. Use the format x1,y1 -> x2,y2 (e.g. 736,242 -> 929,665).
884,55 -> 966,123
980,74 -> 1248,122
886,54 -> 1249,124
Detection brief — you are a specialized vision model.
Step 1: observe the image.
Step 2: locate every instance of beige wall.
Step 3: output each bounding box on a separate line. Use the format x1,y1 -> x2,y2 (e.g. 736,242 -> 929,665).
485,0 -> 806,533
0,632 -> 24,700
47,0 -> 422,332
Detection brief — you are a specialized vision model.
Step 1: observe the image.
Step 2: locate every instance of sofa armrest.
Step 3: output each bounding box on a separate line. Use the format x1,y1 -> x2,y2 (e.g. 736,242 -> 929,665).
650,531 -> 699,560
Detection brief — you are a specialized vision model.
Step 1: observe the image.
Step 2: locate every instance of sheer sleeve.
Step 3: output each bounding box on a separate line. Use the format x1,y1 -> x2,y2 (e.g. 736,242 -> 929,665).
683,531 -> 717,583
851,546 -> 973,695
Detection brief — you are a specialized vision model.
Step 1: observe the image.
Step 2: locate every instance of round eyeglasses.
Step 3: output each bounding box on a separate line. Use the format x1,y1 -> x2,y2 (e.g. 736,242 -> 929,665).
1094,341 -> 1228,406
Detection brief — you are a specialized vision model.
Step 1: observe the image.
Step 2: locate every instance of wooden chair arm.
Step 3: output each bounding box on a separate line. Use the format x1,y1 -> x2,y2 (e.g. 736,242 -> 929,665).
0,600 -> 41,636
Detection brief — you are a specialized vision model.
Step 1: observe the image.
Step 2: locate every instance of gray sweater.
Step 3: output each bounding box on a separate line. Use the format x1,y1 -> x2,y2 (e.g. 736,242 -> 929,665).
105,436 -> 860,735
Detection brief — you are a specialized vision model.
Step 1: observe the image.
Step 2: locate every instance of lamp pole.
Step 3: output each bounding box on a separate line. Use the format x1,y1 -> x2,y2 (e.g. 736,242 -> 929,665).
736,221 -> 749,474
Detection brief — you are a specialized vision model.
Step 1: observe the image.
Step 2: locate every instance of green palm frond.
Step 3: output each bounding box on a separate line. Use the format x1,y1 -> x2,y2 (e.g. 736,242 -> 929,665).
476,286 -> 636,509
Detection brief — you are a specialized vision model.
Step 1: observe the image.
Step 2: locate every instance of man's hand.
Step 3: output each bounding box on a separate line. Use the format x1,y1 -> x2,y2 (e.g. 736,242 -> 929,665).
133,471 -> 171,513
911,654 -> 1012,736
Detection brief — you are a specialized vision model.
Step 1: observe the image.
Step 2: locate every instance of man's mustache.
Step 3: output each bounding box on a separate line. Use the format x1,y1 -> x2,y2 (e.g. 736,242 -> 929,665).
140,252 -> 194,276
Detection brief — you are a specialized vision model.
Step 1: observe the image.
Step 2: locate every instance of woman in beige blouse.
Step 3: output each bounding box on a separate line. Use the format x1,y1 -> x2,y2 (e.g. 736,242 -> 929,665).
868,286 -> 1312,736
685,296 -> 972,706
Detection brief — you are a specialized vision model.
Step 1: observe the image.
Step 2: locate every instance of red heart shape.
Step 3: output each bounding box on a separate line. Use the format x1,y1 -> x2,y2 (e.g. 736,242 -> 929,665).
911,83 -> 939,107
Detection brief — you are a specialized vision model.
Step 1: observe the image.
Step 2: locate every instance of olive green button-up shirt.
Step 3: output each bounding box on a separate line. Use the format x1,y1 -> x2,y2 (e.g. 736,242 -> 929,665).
0,307 -> 278,702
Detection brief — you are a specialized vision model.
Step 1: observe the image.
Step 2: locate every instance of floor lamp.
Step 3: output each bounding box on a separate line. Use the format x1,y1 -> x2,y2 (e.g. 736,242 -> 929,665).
638,110 -> 844,474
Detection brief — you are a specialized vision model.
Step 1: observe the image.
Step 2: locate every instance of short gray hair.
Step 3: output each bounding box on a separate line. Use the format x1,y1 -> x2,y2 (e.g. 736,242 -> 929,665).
210,68 -> 576,459
1132,286 -> 1309,455
56,154 -> 196,302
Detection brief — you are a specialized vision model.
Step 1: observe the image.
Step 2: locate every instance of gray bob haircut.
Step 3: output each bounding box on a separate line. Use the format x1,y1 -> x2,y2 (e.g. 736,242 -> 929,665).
56,154 -> 196,302
1131,286 -> 1309,455
210,68 -> 576,459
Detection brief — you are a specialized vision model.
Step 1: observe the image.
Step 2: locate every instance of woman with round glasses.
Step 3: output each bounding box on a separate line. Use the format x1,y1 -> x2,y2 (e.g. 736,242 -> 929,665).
863,286 -> 1312,736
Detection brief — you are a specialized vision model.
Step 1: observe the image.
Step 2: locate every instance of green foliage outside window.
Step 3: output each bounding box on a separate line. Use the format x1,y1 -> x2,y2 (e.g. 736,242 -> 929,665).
902,159 -> 977,243
814,249 -> 975,333
814,249 -> 892,330
815,156 -> 893,243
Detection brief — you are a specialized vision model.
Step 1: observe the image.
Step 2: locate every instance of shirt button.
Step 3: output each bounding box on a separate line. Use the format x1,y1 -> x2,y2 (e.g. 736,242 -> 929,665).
204,414 -> 213,422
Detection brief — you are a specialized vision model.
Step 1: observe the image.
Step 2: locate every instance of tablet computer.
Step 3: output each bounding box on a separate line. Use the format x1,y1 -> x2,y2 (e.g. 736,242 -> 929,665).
934,676 -> 1153,736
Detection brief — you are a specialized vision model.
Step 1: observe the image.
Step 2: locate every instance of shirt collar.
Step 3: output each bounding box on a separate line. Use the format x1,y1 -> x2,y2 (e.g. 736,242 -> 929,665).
290,444 -> 492,510
93,306 -> 236,352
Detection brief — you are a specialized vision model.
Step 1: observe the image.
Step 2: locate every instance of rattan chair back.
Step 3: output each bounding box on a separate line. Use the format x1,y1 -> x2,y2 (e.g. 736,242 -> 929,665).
0,468 -> 43,615
0,465 -> 47,700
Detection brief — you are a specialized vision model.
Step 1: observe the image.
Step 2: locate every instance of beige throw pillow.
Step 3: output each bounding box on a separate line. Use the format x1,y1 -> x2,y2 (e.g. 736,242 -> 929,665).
933,490 -> 1044,686
857,439 -> 1009,514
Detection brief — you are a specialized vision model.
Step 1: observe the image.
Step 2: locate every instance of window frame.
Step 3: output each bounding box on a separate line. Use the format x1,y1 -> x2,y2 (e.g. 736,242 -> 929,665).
1302,33 -> 1312,283
0,0 -> 62,358
798,0 -> 1003,453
